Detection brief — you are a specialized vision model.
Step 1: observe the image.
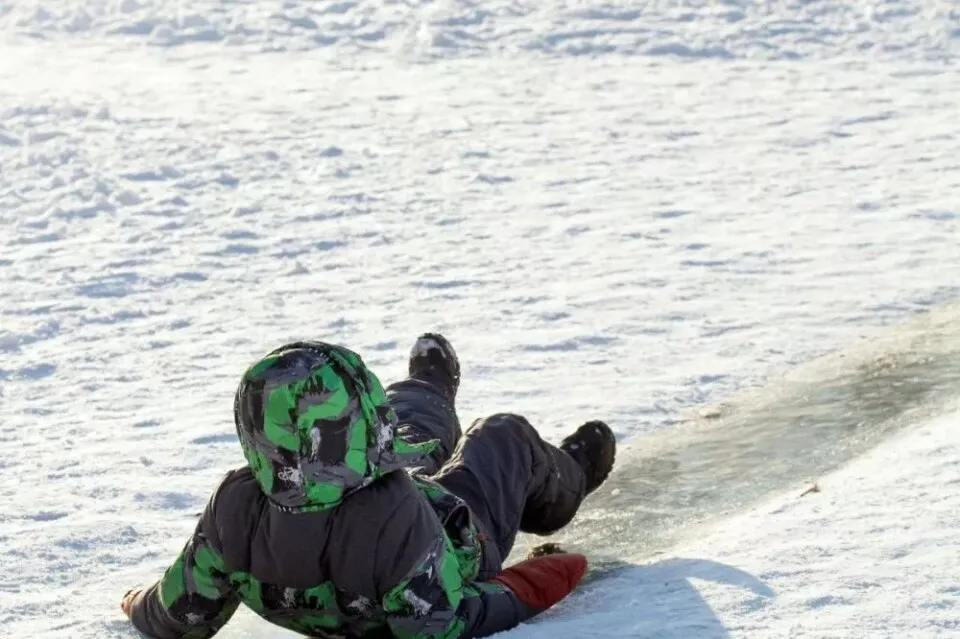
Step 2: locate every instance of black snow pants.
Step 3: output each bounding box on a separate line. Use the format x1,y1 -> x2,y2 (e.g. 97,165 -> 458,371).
386,377 -> 588,574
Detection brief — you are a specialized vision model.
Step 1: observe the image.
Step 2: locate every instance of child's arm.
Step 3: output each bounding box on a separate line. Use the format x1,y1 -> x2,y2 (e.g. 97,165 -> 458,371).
380,535 -> 525,639
124,495 -> 240,639
376,495 -> 585,638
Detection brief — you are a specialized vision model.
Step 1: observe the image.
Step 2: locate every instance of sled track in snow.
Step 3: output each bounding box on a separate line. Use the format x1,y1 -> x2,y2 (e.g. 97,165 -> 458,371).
511,303 -> 960,566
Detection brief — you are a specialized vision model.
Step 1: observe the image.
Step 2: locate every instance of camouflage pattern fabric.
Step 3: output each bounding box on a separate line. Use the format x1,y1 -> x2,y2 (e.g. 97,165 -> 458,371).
234,341 -> 438,512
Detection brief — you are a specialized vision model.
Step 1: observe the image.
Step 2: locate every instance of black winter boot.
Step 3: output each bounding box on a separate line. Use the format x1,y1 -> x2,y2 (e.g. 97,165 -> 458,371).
560,420 -> 616,495
408,333 -> 460,399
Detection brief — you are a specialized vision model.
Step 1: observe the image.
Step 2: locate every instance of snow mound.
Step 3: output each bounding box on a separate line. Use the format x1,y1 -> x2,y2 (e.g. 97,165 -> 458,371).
0,0 -> 957,61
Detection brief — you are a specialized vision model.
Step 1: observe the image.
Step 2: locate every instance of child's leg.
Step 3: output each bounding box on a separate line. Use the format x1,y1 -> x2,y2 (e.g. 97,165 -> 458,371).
386,378 -> 462,476
432,413 -> 588,563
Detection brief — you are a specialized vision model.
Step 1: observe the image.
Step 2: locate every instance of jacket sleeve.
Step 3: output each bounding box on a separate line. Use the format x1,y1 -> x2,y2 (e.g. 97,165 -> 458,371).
128,491 -> 240,639
376,496 -> 536,639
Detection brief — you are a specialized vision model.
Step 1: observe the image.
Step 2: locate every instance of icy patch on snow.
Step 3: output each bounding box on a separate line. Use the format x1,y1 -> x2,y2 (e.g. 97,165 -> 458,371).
501,406 -> 960,638
514,303 -> 960,561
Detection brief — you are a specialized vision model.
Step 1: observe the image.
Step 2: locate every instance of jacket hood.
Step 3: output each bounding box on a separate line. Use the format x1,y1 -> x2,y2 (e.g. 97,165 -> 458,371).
233,340 -> 437,512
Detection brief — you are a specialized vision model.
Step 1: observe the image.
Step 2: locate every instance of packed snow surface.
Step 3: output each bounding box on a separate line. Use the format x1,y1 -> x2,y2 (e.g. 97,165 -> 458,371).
1,0 -> 958,637
502,405 -> 960,639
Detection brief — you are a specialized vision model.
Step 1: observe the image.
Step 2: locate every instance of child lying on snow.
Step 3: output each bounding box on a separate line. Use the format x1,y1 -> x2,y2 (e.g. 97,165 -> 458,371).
120,334 -> 616,638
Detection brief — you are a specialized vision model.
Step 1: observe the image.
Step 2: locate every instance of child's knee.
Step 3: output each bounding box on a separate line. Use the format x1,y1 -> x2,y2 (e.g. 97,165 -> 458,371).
467,413 -> 539,441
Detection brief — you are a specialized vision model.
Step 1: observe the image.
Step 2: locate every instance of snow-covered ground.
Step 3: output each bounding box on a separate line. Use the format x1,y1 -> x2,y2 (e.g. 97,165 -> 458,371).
505,404 -> 960,639
1,0 -> 958,637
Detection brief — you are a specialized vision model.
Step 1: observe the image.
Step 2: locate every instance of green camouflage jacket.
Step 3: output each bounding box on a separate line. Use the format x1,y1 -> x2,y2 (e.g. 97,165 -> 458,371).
128,344 -> 525,639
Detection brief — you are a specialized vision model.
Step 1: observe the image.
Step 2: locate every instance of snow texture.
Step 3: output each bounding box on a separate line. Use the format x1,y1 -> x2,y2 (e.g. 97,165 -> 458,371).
1,0 -> 959,61
0,0 -> 958,637
503,406 -> 960,639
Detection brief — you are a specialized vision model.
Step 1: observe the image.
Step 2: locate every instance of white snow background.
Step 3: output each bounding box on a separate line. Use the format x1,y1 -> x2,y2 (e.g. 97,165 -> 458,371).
1,0 -> 959,637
